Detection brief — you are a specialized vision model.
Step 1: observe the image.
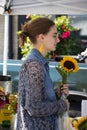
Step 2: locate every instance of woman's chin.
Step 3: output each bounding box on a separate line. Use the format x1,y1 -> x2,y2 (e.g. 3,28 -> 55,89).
52,48 -> 56,51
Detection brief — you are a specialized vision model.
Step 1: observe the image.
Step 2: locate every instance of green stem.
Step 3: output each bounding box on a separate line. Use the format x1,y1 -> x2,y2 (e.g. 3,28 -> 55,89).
62,75 -> 68,84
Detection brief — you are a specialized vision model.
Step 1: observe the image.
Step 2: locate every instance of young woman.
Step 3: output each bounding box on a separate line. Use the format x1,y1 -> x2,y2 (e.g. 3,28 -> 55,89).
16,17 -> 69,130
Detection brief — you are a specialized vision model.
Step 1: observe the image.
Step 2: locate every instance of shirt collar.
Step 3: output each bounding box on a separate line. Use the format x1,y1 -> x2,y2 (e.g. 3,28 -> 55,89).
30,48 -> 48,65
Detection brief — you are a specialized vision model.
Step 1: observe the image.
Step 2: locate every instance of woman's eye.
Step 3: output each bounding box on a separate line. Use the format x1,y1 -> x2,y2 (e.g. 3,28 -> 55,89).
53,36 -> 57,38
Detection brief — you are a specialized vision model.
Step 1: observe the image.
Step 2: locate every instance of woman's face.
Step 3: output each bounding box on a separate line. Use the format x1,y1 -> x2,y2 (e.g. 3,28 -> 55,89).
43,25 -> 60,52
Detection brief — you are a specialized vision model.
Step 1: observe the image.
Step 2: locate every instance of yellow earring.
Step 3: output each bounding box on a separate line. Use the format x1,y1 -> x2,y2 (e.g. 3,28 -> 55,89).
39,44 -> 43,53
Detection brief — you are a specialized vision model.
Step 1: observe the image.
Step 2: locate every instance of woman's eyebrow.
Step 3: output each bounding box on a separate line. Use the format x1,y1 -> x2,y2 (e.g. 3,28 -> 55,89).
53,32 -> 58,35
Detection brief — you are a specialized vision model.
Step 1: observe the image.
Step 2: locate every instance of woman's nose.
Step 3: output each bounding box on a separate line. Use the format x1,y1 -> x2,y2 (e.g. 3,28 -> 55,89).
57,37 -> 60,43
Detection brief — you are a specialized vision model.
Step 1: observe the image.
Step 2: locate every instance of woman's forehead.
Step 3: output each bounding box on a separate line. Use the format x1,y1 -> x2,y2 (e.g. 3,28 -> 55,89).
49,26 -> 57,34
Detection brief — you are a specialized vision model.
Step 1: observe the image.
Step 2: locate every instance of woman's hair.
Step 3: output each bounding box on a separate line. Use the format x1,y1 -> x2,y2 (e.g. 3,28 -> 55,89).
18,17 -> 55,46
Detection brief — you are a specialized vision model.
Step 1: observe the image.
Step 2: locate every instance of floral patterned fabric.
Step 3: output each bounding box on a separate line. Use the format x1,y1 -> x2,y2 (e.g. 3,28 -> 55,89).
16,49 -> 67,130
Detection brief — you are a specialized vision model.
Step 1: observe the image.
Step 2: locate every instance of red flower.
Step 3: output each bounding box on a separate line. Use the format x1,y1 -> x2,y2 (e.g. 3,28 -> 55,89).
61,31 -> 71,39
0,90 -> 6,108
0,100 -> 6,108
52,52 -> 56,59
61,25 -> 66,29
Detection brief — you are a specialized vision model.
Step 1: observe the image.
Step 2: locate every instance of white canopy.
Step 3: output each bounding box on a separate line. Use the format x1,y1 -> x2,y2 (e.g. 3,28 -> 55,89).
0,0 -> 87,15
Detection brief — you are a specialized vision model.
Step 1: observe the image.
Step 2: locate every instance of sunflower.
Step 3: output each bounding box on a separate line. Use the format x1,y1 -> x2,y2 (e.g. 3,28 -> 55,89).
56,56 -> 80,84
60,56 -> 80,73
72,116 -> 87,130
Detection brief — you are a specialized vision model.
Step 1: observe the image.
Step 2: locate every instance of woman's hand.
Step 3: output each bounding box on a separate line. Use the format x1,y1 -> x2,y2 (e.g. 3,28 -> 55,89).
56,84 -> 70,110
61,84 -> 69,97
57,84 -> 69,98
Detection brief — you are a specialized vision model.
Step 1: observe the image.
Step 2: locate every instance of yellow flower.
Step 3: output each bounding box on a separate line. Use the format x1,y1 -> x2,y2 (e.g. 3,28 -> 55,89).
56,56 -> 80,84
59,56 -> 80,73
72,116 -> 87,130
0,86 -> 4,93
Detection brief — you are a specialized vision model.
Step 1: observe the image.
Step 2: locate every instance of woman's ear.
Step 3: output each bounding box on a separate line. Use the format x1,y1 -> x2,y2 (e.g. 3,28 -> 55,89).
37,34 -> 44,40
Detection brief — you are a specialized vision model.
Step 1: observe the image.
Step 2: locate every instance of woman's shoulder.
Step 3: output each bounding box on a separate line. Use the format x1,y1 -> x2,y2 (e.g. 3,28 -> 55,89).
25,58 -> 42,65
21,59 -> 43,70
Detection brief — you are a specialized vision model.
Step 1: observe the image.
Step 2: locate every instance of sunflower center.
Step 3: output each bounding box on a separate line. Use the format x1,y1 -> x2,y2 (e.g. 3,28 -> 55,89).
64,61 -> 75,70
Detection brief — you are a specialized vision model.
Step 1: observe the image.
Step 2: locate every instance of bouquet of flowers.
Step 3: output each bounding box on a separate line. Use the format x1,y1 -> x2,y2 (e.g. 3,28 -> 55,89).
0,87 -> 18,126
55,56 -> 80,130
0,86 -> 18,114
54,15 -> 81,55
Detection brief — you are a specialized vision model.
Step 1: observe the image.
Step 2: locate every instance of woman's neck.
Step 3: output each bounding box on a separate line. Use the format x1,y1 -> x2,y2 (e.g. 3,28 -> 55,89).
33,45 -> 47,57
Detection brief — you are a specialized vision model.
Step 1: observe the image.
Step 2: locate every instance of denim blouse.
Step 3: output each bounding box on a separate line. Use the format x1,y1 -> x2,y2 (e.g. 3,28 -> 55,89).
27,48 -> 57,102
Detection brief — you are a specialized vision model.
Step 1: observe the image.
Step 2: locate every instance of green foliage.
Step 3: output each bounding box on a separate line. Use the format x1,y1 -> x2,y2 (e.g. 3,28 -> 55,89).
20,37 -> 33,58
54,16 -> 83,55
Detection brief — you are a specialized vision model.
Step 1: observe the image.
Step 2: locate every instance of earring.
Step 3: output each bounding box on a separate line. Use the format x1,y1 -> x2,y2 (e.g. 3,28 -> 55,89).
39,44 -> 43,53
